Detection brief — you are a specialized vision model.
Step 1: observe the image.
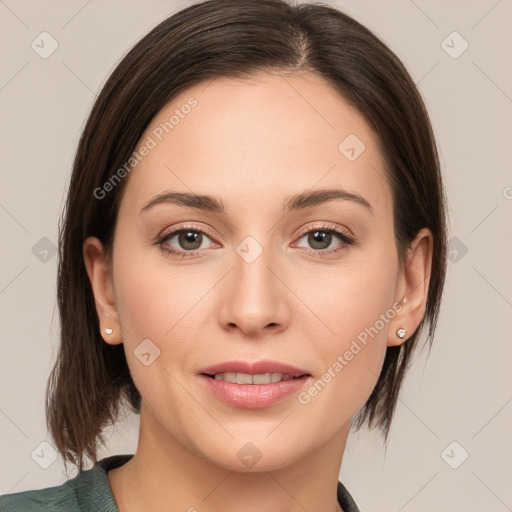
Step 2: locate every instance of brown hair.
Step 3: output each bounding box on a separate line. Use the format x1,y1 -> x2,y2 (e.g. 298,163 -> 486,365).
47,0 -> 447,471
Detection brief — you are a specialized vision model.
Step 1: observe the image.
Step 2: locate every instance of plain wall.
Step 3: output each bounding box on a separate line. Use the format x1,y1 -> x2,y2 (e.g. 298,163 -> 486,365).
0,1 -> 511,510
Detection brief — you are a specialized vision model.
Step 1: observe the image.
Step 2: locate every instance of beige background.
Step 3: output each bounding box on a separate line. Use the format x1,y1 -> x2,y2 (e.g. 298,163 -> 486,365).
1,0 -> 511,510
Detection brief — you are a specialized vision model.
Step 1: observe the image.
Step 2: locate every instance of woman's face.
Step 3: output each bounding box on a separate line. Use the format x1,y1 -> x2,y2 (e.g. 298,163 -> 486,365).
87,71 -> 423,471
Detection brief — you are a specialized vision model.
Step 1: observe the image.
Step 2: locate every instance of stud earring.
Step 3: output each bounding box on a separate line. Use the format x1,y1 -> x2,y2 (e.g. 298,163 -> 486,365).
105,328 -> 113,335
402,296 -> 408,303
396,327 -> 406,339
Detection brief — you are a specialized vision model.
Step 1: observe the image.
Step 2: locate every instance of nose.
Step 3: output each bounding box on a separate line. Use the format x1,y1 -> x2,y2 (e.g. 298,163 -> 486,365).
218,245 -> 290,337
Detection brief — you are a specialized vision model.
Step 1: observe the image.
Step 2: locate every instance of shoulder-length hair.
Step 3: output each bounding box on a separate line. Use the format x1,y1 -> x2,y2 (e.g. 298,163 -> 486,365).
47,0 -> 447,471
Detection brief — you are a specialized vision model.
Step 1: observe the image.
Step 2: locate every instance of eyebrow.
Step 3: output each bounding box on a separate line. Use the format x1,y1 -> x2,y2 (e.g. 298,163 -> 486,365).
140,188 -> 373,215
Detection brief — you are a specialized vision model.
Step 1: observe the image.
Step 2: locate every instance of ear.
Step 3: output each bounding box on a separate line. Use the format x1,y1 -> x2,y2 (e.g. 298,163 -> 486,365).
83,236 -> 122,345
388,227 -> 433,347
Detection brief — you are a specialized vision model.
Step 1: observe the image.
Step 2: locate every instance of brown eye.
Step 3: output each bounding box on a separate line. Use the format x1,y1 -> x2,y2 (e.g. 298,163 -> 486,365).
308,230 -> 333,250
293,224 -> 355,259
175,230 -> 203,251
157,224 -> 218,258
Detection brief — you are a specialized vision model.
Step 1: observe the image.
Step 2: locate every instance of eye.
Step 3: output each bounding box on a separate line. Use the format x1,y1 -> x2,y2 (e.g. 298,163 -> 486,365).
157,223 -> 218,258
293,223 -> 355,258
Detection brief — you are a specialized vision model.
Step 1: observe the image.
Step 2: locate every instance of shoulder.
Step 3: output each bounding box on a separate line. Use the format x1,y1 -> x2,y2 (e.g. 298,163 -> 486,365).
0,454 -> 133,512
0,478 -> 80,511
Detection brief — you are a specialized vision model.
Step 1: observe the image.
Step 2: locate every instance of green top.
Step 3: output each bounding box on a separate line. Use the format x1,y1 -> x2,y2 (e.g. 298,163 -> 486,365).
0,454 -> 360,511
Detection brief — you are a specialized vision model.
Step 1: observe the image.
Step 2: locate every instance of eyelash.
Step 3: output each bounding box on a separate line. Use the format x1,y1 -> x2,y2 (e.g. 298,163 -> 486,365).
156,222 -> 355,259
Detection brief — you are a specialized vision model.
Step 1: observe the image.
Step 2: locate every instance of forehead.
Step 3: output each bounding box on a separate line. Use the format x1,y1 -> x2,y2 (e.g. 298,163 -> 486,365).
119,71 -> 391,217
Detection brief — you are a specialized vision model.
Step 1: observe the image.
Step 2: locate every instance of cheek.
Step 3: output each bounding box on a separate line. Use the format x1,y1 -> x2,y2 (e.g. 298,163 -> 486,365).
110,246 -> 203,419
111,227 -> 200,339
110,235 -> 217,380
293,251 -> 398,420
298,248 -> 398,350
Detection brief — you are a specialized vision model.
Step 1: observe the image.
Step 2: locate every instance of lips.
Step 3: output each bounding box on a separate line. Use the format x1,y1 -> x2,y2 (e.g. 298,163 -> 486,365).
198,360 -> 311,378
197,360 -> 312,408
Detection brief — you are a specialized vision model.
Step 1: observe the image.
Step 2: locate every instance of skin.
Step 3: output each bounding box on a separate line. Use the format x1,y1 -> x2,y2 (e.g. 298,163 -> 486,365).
84,70 -> 432,512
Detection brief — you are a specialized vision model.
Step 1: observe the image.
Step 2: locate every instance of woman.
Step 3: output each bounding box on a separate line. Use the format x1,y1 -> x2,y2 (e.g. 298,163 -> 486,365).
0,0 -> 447,510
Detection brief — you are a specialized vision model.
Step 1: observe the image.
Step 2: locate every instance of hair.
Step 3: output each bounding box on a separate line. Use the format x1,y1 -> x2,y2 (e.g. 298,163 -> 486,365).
47,0 -> 447,471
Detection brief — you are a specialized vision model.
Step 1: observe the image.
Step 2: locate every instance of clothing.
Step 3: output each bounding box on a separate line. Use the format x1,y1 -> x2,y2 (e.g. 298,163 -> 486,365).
0,454 -> 360,511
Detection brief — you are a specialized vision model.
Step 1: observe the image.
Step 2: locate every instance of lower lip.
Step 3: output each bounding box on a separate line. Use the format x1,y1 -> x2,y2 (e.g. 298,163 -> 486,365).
198,374 -> 311,409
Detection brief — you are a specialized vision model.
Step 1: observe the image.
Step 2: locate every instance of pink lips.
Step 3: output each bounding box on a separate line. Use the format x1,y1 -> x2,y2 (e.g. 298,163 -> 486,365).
197,359 -> 312,409
198,359 -> 310,377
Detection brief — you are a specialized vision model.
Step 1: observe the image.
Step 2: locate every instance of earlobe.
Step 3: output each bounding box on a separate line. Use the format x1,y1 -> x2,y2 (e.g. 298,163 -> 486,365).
83,236 -> 123,345
388,228 -> 433,347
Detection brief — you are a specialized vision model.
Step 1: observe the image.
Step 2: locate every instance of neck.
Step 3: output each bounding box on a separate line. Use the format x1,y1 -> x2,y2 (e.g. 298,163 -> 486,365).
108,402 -> 350,512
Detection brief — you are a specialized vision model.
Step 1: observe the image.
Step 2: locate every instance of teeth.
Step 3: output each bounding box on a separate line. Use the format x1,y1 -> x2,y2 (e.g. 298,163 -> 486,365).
237,373 -> 253,385
253,373 -> 272,384
213,372 -> 296,384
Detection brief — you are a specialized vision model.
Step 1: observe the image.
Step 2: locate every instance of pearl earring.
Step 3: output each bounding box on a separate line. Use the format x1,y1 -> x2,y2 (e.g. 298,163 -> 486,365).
105,328 -> 113,335
396,328 -> 406,339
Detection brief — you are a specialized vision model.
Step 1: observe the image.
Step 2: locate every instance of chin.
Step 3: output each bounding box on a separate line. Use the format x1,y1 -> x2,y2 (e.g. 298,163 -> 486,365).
196,436 -> 306,473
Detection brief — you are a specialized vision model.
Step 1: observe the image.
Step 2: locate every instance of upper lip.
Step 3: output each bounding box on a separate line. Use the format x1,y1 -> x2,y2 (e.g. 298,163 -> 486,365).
199,360 -> 311,377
